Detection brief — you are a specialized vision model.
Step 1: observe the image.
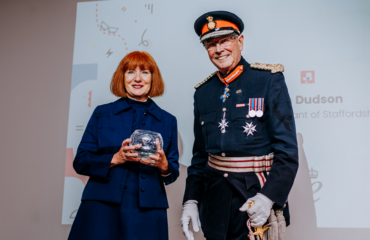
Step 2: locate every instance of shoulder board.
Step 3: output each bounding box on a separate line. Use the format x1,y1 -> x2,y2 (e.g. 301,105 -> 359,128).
250,62 -> 284,73
194,71 -> 218,89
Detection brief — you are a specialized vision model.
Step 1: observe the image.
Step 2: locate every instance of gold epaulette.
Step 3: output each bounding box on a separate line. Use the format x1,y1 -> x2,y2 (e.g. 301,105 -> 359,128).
250,62 -> 284,73
194,71 -> 217,89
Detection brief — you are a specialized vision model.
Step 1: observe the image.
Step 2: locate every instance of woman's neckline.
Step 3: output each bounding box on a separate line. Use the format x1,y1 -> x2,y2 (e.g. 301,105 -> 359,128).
126,97 -> 152,108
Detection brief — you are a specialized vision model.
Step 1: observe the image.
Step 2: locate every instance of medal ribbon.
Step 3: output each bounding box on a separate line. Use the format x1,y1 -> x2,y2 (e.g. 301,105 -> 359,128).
249,98 -> 265,117
249,98 -> 257,112
261,98 -> 264,112
217,65 -> 244,85
258,98 -> 263,111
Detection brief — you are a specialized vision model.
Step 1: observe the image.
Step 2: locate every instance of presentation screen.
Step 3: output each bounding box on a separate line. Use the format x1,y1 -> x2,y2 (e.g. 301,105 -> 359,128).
62,0 -> 370,238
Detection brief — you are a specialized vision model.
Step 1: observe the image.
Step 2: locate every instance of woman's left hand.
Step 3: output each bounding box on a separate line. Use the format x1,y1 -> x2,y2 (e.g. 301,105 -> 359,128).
140,138 -> 169,175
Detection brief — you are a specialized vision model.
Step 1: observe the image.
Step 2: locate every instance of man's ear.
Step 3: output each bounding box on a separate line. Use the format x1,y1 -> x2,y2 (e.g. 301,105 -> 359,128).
238,34 -> 244,51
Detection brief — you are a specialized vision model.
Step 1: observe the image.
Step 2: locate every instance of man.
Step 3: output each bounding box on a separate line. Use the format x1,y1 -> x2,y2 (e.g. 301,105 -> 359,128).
181,11 -> 298,240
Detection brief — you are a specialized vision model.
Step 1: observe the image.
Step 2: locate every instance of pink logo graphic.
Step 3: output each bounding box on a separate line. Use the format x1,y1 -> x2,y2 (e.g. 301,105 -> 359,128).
88,91 -> 92,108
301,71 -> 315,84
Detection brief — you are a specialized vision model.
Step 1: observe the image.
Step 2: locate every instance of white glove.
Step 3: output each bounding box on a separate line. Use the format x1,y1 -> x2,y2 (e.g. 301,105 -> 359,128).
239,193 -> 274,227
180,200 -> 199,240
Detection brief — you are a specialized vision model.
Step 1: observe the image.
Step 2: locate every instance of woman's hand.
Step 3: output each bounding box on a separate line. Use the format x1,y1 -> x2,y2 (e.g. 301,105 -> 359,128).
110,138 -> 141,167
140,138 -> 169,175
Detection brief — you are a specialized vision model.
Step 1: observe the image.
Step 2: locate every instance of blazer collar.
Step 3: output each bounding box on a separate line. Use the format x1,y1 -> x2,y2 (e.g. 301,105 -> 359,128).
113,98 -> 162,121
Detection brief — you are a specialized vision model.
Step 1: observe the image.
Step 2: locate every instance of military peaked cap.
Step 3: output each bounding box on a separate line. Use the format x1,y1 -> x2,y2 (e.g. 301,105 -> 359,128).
194,11 -> 244,42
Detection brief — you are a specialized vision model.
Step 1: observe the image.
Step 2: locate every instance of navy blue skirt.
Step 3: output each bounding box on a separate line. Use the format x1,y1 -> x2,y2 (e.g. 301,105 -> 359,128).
68,163 -> 168,240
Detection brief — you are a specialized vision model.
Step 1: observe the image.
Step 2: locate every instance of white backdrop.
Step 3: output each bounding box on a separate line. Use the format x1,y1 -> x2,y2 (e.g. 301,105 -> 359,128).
62,0 -> 370,237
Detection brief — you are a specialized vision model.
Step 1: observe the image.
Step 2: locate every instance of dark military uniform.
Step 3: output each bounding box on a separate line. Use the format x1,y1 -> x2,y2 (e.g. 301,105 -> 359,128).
183,57 -> 298,240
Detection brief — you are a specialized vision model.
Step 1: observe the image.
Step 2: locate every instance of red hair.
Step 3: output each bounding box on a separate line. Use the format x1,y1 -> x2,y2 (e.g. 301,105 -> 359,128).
110,51 -> 164,98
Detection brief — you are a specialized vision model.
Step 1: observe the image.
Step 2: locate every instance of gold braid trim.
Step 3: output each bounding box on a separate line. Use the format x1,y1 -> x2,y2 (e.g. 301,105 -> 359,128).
194,71 -> 218,89
250,62 -> 284,73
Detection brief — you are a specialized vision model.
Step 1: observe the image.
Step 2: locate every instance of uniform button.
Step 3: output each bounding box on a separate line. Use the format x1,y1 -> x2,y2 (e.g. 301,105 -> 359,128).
221,129 -> 226,133
223,173 -> 228,178
222,108 -> 227,112
127,173 -> 130,177
246,114 -> 250,118
221,153 -> 225,157
124,185 -> 127,189
144,111 -> 147,116
141,188 -> 145,192
142,122 -> 145,125
141,175 -> 146,179
133,119 -> 136,122
201,121 -> 204,125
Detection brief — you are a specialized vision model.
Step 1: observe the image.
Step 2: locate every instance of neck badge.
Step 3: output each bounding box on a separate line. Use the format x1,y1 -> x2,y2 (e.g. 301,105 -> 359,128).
220,84 -> 230,102
218,65 -> 244,103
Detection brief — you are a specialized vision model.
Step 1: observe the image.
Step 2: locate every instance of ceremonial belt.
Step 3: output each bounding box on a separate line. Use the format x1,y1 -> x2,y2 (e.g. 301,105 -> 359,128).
208,153 -> 273,173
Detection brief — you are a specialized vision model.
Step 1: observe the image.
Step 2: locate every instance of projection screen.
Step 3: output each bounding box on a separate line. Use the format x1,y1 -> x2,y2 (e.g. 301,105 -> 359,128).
62,0 -> 370,239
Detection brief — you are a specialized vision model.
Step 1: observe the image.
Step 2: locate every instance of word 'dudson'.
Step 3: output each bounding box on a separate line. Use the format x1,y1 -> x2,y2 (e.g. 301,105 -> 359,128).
295,95 -> 342,104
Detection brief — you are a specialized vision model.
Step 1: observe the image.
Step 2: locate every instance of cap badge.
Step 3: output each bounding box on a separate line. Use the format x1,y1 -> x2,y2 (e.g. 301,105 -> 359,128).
206,16 -> 216,30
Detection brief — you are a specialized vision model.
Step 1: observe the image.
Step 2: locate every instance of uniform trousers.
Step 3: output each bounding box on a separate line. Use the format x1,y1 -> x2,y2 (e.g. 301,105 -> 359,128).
200,165 -> 261,240
68,162 -> 168,240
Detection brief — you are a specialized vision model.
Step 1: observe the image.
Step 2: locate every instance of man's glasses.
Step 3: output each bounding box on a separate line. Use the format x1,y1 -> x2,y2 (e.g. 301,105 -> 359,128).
203,35 -> 238,51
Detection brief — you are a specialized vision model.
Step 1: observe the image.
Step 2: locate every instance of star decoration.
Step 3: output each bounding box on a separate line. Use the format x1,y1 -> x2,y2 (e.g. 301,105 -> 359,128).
252,226 -> 269,240
243,122 -> 257,136
218,119 -> 229,132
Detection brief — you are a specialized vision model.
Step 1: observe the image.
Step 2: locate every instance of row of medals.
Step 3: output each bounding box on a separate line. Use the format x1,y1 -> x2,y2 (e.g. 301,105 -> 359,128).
218,84 -> 263,135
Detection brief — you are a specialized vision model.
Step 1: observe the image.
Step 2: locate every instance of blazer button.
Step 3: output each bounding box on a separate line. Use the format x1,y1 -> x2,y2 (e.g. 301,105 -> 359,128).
142,122 -> 145,125
127,173 -> 130,177
221,153 -> 226,157
141,175 -> 146,179
223,173 -> 228,178
124,185 -> 127,189
144,111 -> 147,116
141,188 -> 145,192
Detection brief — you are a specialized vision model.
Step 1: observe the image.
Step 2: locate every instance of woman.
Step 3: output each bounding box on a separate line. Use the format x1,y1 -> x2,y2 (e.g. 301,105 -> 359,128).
68,51 -> 179,240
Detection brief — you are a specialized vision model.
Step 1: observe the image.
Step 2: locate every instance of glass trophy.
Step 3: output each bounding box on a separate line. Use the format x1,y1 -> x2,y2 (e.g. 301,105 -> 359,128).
129,129 -> 163,160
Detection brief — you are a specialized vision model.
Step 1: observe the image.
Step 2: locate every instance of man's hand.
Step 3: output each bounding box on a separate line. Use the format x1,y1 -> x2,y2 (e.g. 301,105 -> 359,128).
180,200 -> 199,240
239,193 -> 274,227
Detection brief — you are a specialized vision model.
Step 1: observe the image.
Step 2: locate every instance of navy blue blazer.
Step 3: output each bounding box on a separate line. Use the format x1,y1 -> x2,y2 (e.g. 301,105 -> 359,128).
73,98 -> 179,208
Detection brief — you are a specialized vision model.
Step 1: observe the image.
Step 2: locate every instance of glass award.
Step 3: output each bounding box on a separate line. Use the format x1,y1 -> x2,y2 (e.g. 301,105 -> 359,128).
129,129 -> 163,160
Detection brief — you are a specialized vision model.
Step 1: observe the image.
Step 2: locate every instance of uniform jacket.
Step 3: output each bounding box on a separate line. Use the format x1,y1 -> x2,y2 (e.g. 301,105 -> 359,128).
184,57 -> 298,221
73,97 -> 179,208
